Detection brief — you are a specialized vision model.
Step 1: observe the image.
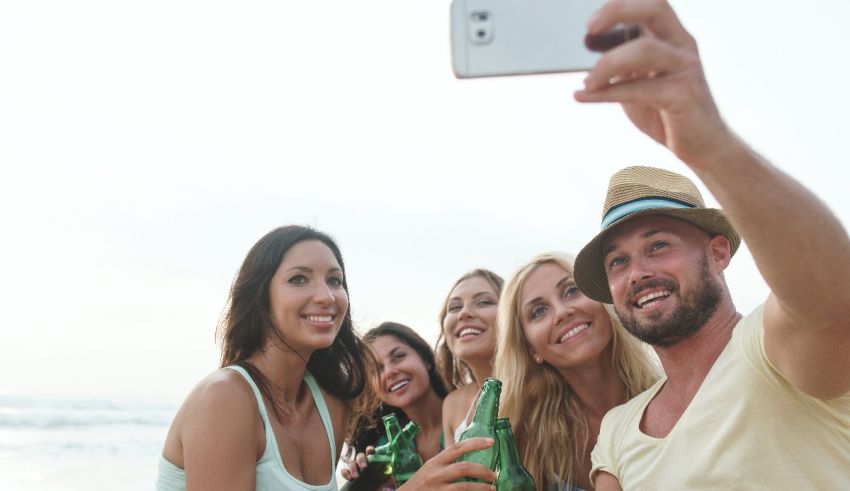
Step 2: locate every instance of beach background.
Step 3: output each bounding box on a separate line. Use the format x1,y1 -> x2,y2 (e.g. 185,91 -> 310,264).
0,394 -> 173,490
3,1 -> 849,489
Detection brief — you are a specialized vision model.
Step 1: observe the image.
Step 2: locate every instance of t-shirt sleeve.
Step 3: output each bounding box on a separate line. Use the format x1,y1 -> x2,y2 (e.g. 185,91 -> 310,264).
590,408 -> 620,487
738,303 -> 796,393
739,303 -> 850,414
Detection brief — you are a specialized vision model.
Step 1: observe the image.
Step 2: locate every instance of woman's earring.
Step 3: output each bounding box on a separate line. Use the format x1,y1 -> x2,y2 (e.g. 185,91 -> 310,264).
533,354 -> 543,364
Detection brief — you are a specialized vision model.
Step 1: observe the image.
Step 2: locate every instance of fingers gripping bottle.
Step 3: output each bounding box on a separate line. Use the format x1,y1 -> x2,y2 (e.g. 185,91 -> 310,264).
362,443 -> 393,484
364,415 -> 395,477
457,377 -> 502,481
494,418 -> 536,491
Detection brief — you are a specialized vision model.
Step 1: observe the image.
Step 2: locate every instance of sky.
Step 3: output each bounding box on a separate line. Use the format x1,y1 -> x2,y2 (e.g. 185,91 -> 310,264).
2,0 -> 849,403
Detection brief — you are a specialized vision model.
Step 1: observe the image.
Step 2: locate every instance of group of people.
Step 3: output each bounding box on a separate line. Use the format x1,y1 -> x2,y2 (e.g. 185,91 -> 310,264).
156,1 -> 850,490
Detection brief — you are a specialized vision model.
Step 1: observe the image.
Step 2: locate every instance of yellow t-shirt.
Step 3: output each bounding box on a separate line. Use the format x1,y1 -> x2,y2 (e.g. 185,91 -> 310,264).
591,305 -> 850,489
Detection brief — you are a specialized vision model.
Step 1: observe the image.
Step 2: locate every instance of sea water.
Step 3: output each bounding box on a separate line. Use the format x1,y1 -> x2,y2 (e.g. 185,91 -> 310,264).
0,393 -> 177,491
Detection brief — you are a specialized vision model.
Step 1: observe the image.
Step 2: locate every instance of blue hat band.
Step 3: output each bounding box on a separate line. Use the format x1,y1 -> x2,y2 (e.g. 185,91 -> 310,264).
601,197 -> 696,230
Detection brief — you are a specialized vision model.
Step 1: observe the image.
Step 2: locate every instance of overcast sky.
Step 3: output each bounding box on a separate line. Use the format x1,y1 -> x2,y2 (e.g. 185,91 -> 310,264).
2,0 -> 848,402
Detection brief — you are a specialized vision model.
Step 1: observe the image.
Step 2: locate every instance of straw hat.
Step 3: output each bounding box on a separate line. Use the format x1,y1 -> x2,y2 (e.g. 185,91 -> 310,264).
574,166 -> 740,303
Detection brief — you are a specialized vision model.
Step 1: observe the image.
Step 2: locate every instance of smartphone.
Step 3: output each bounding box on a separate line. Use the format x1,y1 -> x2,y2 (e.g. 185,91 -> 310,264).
450,0 -> 607,78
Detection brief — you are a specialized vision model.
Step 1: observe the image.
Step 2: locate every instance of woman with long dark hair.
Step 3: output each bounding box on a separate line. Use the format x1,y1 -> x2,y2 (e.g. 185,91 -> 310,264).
342,322 -> 449,489
156,225 -> 496,491
157,225 -> 378,490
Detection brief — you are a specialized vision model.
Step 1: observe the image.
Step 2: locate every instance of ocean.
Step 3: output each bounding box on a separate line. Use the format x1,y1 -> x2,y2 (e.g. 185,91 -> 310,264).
0,394 -> 177,491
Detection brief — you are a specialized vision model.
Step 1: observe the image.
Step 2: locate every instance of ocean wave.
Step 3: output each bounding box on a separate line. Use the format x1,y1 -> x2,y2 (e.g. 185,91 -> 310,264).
0,395 -> 177,429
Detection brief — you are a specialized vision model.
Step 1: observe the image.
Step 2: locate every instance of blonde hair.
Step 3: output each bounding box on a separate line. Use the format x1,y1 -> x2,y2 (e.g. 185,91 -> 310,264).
435,269 -> 504,390
495,253 -> 659,490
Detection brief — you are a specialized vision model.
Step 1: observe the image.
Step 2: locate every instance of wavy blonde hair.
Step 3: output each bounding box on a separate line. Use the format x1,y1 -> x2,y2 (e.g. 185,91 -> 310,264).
435,269 -> 504,390
495,253 -> 659,490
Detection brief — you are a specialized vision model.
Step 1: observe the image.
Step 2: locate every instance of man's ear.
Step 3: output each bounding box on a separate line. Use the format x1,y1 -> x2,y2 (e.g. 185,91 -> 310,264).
708,234 -> 733,271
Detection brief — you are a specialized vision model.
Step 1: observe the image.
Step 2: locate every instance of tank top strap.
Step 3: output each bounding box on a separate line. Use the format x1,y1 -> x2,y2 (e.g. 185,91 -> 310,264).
225,365 -> 338,482
224,365 -> 277,451
303,372 -> 337,466
463,388 -> 480,423
454,388 -> 481,443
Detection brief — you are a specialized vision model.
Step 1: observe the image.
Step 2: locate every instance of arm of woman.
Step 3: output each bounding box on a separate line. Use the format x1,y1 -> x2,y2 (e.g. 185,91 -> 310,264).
182,373 -> 261,491
442,393 -> 458,446
442,388 -> 473,446
442,386 -> 479,447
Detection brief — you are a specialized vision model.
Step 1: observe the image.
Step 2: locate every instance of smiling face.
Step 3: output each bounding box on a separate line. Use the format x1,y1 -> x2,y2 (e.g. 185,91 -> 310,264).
442,276 -> 499,363
602,215 -> 728,347
371,334 -> 433,410
519,262 -> 614,371
266,239 -> 349,354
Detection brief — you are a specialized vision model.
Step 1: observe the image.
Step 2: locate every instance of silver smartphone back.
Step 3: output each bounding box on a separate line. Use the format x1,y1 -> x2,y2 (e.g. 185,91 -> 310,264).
451,0 -> 605,78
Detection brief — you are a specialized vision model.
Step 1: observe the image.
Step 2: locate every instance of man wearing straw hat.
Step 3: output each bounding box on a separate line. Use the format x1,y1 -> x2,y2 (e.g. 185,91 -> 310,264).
573,0 -> 850,489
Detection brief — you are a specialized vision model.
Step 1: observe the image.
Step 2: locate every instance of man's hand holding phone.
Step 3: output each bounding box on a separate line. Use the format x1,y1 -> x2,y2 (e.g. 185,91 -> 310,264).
574,0 -> 735,167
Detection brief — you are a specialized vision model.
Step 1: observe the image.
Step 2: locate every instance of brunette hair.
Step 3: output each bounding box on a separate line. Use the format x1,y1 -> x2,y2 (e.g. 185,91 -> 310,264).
216,225 -> 378,425
348,322 -> 448,456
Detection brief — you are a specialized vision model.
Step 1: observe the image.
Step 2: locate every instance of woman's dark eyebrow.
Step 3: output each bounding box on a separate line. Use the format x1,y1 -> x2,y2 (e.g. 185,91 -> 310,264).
285,266 -> 343,274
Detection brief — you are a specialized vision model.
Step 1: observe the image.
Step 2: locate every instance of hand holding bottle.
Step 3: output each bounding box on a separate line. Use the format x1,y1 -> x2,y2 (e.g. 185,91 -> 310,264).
397,438 -> 497,491
341,445 -> 375,481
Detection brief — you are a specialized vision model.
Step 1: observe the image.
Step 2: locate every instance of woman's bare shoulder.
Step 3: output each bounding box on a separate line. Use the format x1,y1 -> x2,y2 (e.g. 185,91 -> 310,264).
441,384 -> 478,445
444,384 -> 477,408
162,369 -> 261,467
185,369 -> 258,414
442,384 -> 477,419
165,370 -> 266,488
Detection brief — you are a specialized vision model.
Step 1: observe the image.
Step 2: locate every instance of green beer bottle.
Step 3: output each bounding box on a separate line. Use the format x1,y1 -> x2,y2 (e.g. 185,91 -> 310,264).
494,418 -> 536,491
366,415 -> 396,477
391,420 -> 424,485
363,413 -> 424,486
457,377 -> 502,481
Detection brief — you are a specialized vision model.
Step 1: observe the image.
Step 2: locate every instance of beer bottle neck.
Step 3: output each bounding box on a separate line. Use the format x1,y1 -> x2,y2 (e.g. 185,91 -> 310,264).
472,387 -> 500,425
398,422 -> 420,446
496,425 -> 522,466
382,415 -> 402,449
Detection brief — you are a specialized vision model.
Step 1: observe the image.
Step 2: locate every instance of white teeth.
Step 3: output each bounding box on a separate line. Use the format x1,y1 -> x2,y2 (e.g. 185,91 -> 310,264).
558,323 -> 589,344
636,290 -> 671,308
389,380 -> 410,392
306,315 -> 333,322
458,328 -> 483,338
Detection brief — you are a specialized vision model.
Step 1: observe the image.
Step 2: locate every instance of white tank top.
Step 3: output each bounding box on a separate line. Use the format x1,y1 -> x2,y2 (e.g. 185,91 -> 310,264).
156,365 -> 339,491
452,389 -> 480,443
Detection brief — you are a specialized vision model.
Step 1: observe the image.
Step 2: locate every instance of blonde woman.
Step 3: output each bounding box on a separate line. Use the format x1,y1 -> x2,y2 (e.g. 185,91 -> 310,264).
435,269 -> 504,445
495,254 -> 658,490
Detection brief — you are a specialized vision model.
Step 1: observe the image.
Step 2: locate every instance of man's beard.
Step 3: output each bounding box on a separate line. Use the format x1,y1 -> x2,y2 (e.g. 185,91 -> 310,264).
614,254 -> 722,348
